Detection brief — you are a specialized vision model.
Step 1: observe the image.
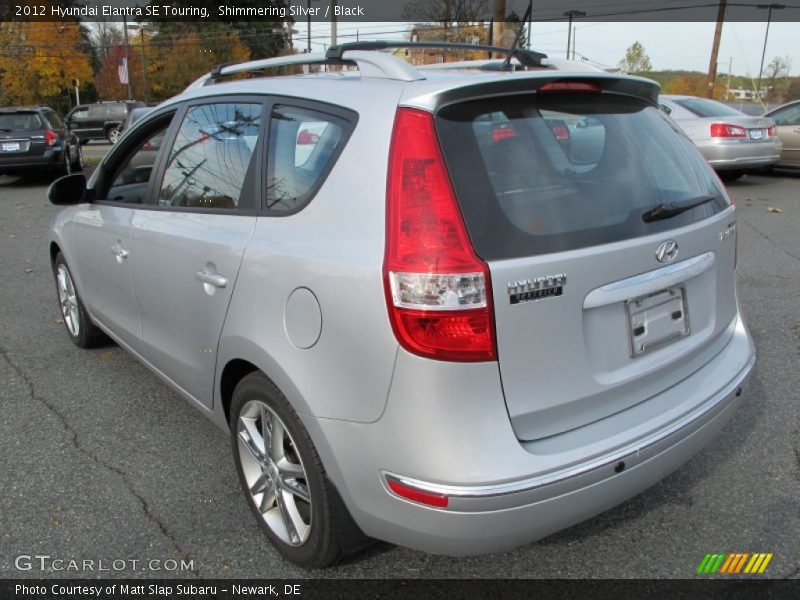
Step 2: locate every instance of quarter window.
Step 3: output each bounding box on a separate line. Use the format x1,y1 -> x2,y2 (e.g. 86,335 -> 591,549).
266,105 -> 350,213
158,103 -> 261,209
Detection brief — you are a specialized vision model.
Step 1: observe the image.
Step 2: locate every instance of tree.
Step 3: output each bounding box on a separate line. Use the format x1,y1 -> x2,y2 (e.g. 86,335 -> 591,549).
618,41 -> 652,74
95,44 -> 142,100
0,16 -> 93,111
148,31 -> 250,99
763,55 -> 792,102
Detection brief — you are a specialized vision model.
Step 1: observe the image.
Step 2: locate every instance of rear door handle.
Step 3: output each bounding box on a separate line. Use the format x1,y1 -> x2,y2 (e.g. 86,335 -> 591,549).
195,270 -> 227,288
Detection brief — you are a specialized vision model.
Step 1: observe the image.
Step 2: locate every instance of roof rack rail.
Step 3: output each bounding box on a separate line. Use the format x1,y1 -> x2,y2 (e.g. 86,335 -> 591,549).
187,48 -> 424,90
325,41 -> 547,69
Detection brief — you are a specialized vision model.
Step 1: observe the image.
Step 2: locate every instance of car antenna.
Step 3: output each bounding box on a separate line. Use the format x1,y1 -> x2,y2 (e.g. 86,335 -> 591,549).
500,2 -> 533,71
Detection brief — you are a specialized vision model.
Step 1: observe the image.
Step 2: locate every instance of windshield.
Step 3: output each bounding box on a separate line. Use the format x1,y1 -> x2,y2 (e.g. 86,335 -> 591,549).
673,98 -> 743,118
0,112 -> 43,131
436,93 -> 728,260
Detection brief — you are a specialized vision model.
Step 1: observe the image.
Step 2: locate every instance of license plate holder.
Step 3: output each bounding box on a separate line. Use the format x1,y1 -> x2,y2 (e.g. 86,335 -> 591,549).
2,142 -> 21,152
749,129 -> 763,140
625,286 -> 689,357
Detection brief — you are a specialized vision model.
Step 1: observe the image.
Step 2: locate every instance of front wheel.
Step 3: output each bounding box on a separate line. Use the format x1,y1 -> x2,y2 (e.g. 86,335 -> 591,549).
53,253 -> 106,348
230,372 -> 367,568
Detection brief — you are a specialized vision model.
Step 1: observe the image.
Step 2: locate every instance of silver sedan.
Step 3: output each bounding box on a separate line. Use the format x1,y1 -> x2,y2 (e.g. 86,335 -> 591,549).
659,95 -> 781,180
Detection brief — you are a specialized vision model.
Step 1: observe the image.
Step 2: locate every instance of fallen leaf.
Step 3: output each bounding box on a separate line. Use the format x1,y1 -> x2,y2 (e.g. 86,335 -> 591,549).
99,350 -> 118,360
54,318 -> 63,324
32,235 -> 41,240
776,273 -> 789,279
14,203 -> 24,210
767,207 -> 782,213
24,268 -> 33,273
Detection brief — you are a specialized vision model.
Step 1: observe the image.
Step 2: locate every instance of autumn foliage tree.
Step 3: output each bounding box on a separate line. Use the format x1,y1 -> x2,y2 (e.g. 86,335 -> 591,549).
0,18 -> 93,110
618,41 -> 652,74
148,30 -> 250,98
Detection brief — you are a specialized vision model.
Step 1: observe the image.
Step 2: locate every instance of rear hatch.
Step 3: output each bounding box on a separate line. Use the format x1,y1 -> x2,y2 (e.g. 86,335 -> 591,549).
0,111 -> 47,159
436,84 -> 739,441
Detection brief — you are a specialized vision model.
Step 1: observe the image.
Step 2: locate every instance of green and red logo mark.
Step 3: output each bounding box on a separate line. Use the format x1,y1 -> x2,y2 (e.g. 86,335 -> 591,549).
697,552 -> 773,575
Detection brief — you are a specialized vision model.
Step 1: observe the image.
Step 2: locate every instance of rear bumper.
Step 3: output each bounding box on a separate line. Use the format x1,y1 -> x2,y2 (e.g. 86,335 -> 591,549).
698,139 -> 782,171
311,314 -> 755,555
0,148 -> 64,171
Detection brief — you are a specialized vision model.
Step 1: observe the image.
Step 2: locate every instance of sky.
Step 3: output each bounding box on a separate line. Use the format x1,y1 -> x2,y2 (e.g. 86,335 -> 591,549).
296,20 -> 799,78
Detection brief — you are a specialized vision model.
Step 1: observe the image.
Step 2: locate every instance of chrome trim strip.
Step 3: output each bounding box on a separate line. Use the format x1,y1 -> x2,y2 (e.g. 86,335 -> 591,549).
583,252 -> 715,309
382,351 -> 754,500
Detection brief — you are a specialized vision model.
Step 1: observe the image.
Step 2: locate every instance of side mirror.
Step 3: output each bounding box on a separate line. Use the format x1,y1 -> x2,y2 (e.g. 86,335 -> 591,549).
48,173 -> 87,205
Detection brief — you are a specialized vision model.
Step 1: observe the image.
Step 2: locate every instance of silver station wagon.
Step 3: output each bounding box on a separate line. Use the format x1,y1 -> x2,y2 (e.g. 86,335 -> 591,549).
48,42 -> 755,568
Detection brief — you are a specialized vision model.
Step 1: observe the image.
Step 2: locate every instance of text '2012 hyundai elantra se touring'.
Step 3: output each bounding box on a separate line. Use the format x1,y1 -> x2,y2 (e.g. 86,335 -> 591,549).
47,43 -> 755,568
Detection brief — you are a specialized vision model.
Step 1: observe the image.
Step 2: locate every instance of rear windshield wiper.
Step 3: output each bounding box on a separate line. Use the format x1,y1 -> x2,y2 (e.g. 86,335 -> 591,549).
642,195 -> 718,223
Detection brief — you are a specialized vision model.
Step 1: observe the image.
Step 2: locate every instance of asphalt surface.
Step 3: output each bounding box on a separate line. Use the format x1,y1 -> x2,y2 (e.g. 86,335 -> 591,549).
0,167 -> 798,580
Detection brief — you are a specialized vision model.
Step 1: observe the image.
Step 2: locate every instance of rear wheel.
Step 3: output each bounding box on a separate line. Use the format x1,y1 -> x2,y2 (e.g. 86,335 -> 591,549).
69,144 -> 83,172
230,372 -> 367,568
53,253 -> 106,348
107,126 -> 121,144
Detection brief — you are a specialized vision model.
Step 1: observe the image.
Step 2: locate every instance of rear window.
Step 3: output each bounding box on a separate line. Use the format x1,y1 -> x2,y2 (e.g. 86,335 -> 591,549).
436,93 -> 727,260
0,112 -> 43,131
672,98 -> 743,118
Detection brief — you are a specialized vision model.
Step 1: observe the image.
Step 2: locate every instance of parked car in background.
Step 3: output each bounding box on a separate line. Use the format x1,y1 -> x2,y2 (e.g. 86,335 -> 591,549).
659,95 -> 781,180
66,101 -> 145,145
0,106 -> 82,178
119,106 -> 154,135
763,100 -> 800,168
47,43 -> 755,568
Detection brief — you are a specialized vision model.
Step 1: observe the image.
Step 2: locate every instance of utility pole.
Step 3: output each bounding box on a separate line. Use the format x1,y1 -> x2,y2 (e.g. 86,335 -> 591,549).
572,24 -> 577,60
307,0 -> 312,52
756,3 -> 785,103
563,10 -> 585,59
331,0 -> 337,46
705,0 -> 727,98
527,0 -> 532,49
122,16 -> 132,100
492,0 -> 506,58
727,56 -> 733,98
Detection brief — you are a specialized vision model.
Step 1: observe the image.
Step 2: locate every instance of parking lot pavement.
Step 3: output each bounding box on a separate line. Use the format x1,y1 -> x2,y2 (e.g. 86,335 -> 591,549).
0,170 -> 798,579
80,142 -> 113,160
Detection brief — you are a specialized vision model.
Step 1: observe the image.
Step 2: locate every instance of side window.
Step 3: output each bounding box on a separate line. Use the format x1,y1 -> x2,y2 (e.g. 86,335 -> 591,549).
88,105 -> 107,118
70,108 -> 89,120
266,105 -> 351,213
773,104 -> 800,126
104,120 -> 171,205
157,103 -> 261,210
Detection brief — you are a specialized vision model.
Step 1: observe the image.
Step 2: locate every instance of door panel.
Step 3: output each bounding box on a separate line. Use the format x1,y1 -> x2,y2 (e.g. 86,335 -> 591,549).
129,101 -> 263,407
777,125 -> 800,166
70,205 -> 139,344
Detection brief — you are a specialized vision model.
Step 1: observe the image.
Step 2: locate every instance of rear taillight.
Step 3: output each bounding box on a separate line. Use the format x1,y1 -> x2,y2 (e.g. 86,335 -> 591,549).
551,125 -> 570,141
767,125 -> 777,137
384,108 -> 496,362
539,81 -> 602,93
710,123 -> 746,138
45,129 -> 58,146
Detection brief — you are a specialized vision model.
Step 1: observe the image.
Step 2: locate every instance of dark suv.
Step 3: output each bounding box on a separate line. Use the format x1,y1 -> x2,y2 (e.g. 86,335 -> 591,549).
66,101 -> 145,144
0,106 -> 82,177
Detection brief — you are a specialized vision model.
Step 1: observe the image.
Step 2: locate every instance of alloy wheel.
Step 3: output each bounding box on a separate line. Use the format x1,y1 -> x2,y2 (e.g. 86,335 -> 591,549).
237,400 -> 312,546
56,264 -> 80,337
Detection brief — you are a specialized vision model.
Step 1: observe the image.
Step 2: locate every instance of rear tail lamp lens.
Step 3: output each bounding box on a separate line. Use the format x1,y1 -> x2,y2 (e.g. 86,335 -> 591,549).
45,129 -> 58,146
710,123 -> 746,138
387,477 -> 449,508
767,125 -> 777,137
383,108 -> 497,362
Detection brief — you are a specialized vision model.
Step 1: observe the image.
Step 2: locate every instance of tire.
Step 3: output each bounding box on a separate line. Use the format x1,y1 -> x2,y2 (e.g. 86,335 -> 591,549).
107,126 -> 121,144
70,144 -> 83,172
230,372 -> 368,568
57,149 -> 72,177
53,253 -> 106,348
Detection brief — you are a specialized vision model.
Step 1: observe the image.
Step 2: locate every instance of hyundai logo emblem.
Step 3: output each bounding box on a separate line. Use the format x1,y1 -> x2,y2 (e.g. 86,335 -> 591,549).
655,240 -> 679,264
